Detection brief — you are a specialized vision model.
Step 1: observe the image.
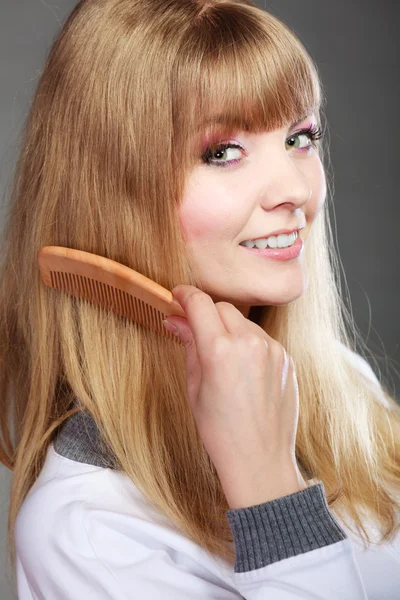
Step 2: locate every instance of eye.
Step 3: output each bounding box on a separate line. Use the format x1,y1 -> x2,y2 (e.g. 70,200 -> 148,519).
286,125 -> 324,152
201,142 -> 245,168
200,125 -> 324,168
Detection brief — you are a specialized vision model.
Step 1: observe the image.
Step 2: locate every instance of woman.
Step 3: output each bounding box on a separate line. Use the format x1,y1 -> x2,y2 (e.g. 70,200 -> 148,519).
0,0 -> 399,597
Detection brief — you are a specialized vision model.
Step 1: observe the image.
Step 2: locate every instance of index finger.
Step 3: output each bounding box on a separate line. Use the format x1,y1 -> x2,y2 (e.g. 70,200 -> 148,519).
171,284 -> 228,351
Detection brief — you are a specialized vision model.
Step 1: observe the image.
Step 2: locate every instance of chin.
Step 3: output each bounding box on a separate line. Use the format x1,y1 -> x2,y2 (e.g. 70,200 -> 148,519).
262,271 -> 309,305
257,285 -> 307,307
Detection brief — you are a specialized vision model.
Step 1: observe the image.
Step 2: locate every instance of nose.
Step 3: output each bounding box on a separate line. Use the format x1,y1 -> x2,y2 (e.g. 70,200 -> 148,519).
258,152 -> 312,212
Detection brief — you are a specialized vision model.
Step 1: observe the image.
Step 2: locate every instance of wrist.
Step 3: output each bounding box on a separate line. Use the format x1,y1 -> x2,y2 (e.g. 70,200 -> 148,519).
222,464 -> 309,510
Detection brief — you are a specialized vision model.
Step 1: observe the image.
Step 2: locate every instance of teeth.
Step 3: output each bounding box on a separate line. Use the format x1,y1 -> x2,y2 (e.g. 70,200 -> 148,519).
241,231 -> 298,249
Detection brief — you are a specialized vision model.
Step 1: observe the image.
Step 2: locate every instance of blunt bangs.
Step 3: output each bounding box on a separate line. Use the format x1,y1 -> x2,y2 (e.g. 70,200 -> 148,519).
172,3 -> 323,165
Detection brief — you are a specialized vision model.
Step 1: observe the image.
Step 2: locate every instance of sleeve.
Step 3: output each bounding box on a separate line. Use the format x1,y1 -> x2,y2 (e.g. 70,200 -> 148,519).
226,482 -> 368,599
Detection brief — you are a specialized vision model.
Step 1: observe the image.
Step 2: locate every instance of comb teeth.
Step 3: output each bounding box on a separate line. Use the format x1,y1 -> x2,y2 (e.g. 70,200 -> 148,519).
50,270 -> 180,343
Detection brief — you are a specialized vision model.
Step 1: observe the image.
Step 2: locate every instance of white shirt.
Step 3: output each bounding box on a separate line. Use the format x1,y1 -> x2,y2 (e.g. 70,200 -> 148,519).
15,345 -> 400,598
15,441 -> 400,599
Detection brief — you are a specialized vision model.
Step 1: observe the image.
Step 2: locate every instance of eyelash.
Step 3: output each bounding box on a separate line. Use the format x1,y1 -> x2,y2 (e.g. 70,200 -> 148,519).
201,125 -> 325,168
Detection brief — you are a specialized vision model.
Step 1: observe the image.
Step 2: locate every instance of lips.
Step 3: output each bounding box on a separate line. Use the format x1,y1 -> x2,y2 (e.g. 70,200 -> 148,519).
239,233 -> 304,261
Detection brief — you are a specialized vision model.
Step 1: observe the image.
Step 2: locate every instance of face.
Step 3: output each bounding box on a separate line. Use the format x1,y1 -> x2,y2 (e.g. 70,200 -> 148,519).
178,114 -> 327,317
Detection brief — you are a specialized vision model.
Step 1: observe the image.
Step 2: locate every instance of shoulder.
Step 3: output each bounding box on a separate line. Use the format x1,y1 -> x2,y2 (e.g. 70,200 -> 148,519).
335,341 -> 391,408
15,443 -> 237,599
336,341 -> 379,383
15,445 -> 117,584
15,443 -> 169,550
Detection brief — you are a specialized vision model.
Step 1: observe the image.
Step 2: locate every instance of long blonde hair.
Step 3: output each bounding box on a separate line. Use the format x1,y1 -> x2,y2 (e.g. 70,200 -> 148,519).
1,0 -> 399,574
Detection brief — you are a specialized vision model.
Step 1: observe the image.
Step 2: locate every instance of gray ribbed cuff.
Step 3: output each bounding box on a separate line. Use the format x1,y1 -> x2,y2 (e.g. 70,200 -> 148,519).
226,482 -> 347,573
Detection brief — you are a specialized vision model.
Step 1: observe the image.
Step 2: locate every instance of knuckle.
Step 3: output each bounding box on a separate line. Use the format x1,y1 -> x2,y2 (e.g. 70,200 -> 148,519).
271,343 -> 287,368
186,290 -> 208,305
203,335 -> 230,365
212,336 -> 231,358
215,301 -> 235,312
243,333 -> 265,348
240,334 -> 267,356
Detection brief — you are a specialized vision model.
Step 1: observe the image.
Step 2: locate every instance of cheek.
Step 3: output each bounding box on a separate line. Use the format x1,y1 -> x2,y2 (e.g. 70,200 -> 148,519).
179,178 -> 234,242
179,201 -> 216,241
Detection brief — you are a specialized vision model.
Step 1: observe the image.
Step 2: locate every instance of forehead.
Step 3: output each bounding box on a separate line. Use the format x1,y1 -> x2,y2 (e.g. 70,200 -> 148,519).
187,78 -> 319,141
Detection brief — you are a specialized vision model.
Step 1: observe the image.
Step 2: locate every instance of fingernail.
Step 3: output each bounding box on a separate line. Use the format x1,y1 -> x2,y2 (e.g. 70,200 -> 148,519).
162,319 -> 180,336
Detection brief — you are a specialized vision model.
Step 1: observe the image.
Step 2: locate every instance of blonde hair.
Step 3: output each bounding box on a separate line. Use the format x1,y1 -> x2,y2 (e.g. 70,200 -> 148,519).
1,0 -> 399,574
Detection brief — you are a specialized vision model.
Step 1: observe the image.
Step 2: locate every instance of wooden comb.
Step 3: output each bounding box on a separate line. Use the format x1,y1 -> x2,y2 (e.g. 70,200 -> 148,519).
37,246 -> 186,345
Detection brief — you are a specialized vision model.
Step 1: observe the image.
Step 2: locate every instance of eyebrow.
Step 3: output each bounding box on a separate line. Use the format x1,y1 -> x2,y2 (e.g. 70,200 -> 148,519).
292,113 -> 314,127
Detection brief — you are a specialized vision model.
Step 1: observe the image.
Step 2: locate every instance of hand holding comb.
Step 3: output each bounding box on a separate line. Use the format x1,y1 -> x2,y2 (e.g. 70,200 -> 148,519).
37,246 -> 186,345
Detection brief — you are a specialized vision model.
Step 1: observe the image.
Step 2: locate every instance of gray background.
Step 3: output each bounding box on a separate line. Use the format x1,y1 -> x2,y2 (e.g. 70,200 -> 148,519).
0,1 -> 398,597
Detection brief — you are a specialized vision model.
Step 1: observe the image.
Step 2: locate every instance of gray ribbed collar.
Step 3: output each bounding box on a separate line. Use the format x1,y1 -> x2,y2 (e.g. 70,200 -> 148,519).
53,410 -> 119,470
